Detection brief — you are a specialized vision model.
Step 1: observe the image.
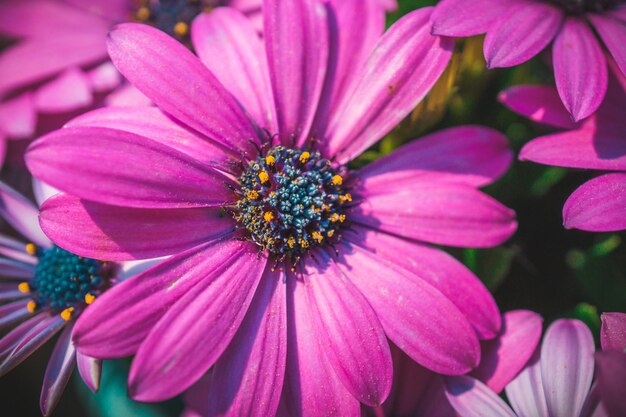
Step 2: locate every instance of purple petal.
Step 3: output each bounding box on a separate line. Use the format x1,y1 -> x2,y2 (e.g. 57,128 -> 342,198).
498,85 -> 579,130
444,376 -> 517,417
563,173 -> 626,232
471,310 -> 543,393
207,269 -> 287,417
541,319 -> 595,417
0,313 -> 47,358
0,300 -> 31,330
34,67 -> 93,113
39,193 -> 234,260
484,2 -> 562,68
600,312 -> 626,351
589,14 -> 626,78
358,126 -> 512,188
430,0 -> 508,36
335,241 -> 480,375
353,180 -> 517,248
191,8 -> 276,132
183,372 -> 211,417
506,349 -> 549,417
326,7 -> 453,163
553,18 -> 607,122
40,324 -> 76,417
0,258 -> 35,279
0,234 -> 36,265
76,351 -> 101,393
0,92 -> 36,139
595,351 -> 626,417
305,251 -> 392,406
106,23 -> 260,154
0,181 -> 49,246
264,0 -> 329,145
128,242 -> 266,401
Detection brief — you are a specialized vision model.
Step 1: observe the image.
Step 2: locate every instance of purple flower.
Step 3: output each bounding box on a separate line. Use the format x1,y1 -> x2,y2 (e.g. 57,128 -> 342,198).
26,1 -> 516,415
445,319 -> 603,417
431,0 -> 626,121
501,81 -> 626,232
596,312 -> 626,417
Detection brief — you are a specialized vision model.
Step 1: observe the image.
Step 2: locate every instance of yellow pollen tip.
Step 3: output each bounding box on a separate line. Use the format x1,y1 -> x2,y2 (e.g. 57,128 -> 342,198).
26,301 -> 37,313
287,237 -> 296,248
25,243 -> 37,256
264,211 -> 274,222
312,232 -> 323,243
339,214 -> 346,223
300,239 -> 310,249
332,175 -> 343,185
299,152 -> 310,163
265,155 -> 276,165
246,190 -> 259,200
327,230 -> 335,238
259,171 -> 269,184
18,282 -> 30,293
60,307 -> 75,321
85,293 -> 96,305
135,6 -> 150,20
330,213 -> 340,222
173,21 -> 189,37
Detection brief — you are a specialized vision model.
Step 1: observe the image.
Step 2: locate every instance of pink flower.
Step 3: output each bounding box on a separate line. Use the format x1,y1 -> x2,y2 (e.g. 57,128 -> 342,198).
501,81 -> 626,232
596,312 -> 626,417
431,0 -> 626,121
26,1 -> 516,415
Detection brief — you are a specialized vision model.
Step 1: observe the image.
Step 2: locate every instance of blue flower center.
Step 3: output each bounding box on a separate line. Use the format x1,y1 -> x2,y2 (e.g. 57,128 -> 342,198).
234,146 -> 351,263
547,0 -> 625,13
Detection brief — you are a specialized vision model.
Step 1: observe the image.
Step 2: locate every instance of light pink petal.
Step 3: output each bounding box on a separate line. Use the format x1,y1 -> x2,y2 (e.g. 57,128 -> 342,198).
280,276 -> 360,417
39,194 -> 234,261
353,180 -> 517,248
305,252 -> 392,406
34,67 -> 93,113
104,84 -> 151,107
107,23 -> 259,154
471,310 -> 543,393
484,2 -> 562,68
563,173 -> 626,232
595,351 -> 626,417
327,7 -> 453,163
32,178 -> 59,208
87,62 -> 121,93
192,8 -> 276,132
589,14 -> 626,78
0,313 -> 47,358
600,312 -> 626,351
358,126 -> 512,188
40,324 -> 76,416
335,242 -> 480,375
506,349 -> 549,417
0,93 -> 36,139
128,243 -> 266,401
207,269 -> 287,417
0,181 -> 49,246
347,226 -> 500,340
444,376 -> 517,417
76,351 -> 101,393
553,18 -> 608,122
541,319 -> 595,417
498,85 -> 579,130
264,0 -> 329,146
430,0 -> 508,36
63,0 -> 130,21
27,126 -> 235,209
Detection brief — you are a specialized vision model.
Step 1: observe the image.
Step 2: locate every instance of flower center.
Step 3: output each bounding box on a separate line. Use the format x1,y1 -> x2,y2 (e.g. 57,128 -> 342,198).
234,146 -> 351,263
546,0 -> 625,13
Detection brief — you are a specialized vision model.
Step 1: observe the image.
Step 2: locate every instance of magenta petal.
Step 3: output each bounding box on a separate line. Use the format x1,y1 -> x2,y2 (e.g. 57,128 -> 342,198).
430,0 -> 508,36
305,252 -> 392,406
264,0 -> 329,145
471,310 -> 543,393
40,324 -> 76,417
553,18 -> 608,121
192,8 -> 276,132
0,300 -> 31,330
87,62 -> 121,93
39,194 -> 234,260
35,67 -> 93,113
498,85 -> 579,130
27,126 -> 234,208
484,2 -> 562,68
76,351 -> 101,393
589,14 -> 626,78
0,313 -> 47,358
600,312 -> 626,351
595,351 -> 626,417
327,7 -> 453,163
106,23 -> 259,154
335,242 -> 480,375
541,319 -> 595,417
207,269 -> 287,417
0,93 -> 36,139
563,173 -> 626,232
445,376 -> 517,417
354,181 -> 516,248
128,243 -> 266,401
0,181 -> 49,247
505,350 -> 549,417
105,83 -> 151,107
63,0 -> 130,21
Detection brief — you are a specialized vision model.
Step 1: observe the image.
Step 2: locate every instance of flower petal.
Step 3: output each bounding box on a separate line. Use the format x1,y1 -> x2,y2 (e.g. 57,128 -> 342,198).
40,324 -> 76,417
505,349 -> 549,417
0,313 -> 47,358
0,300 -> 31,330
87,62 -> 121,93
430,0 -> 508,36
106,23 -> 259,154
444,376 -> 517,417
563,173 -> 626,232
553,18 -> 608,122
0,181 -> 49,246
128,242 -> 266,401
589,14 -> 626,78
39,194 -> 234,260
595,351 -> 626,417
0,93 -> 36,139
76,351 -> 101,393
34,67 -> 93,113
600,312 -> 626,351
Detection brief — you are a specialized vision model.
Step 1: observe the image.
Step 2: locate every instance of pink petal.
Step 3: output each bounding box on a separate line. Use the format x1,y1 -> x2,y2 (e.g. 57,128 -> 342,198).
505,349 -> 549,417
0,93 -> 36,139
353,180 -> 517,248
327,7 -> 453,163
63,0 -> 130,21
335,242 -> 480,375
430,0 -> 508,36
0,300 -> 31,330
40,324 -> 76,416
104,83 -> 151,107
0,313 -> 47,358
191,8 -> 276,132
358,125 -> 512,188
0,181 -> 50,246
305,251 -> 392,406
207,269 -> 287,417
39,194 -> 234,261
589,14 -> 626,78
86,62 -> 121,93
128,243 -> 266,401
484,2 -> 562,68
34,67 -> 93,113
444,376 -> 517,417
76,351 -> 101,393
106,23 -> 260,154
553,18 -> 608,122
27,126 -> 235,209
498,85 -> 579,130
541,319 -> 595,417
563,173 -> 626,232
264,0 -> 329,146
594,351 -> 626,417
471,310 -> 543,393
600,312 -> 626,351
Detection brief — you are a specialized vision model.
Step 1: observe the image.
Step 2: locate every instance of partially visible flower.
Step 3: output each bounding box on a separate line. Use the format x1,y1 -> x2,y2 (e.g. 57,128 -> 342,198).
445,319 -> 604,417
596,312 -> 626,417
431,0 -> 626,121
501,80 -> 626,232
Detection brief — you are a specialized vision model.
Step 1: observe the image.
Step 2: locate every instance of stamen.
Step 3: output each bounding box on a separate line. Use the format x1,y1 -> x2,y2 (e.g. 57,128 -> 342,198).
25,243 -> 37,256
332,175 -> 343,185
26,301 -> 37,313
18,282 -> 30,293
84,293 -> 96,305
60,307 -> 75,321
